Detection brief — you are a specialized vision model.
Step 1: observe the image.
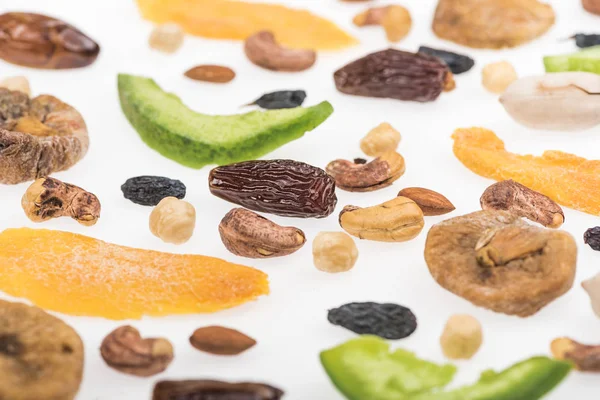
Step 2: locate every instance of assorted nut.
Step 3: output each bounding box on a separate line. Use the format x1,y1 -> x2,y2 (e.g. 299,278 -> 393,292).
244,31 -> 316,72
397,187 -> 455,216
551,337 -> 600,372
482,61 -> 518,94
326,151 -> 405,192
0,76 -> 30,95
353,5 -> 412,42
582,272 -> 600,318
440,314 -> 483,360
312,232 -> 359,273
360,122 -> 401,157
149,23 -> 184,53
189,326 -> 256,355
184,65 -> 236,83
149,197 -> 196,244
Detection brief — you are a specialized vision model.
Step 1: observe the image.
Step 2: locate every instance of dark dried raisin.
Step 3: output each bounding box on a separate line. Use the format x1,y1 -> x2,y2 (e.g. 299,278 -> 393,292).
572,33 -> 600,48
248,90 -> 307,109
584,227 -> 600,251
328,302 -> 417,340
152,380 -> 284,400
418,46 -> 475,74
121,176 -> 186,206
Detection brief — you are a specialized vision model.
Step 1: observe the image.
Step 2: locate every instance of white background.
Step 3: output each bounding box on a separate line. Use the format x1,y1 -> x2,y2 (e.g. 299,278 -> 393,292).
1,0 -> 600,399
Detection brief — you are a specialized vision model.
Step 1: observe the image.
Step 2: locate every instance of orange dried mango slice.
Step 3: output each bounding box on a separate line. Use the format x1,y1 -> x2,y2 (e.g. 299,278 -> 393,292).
453,127 -> 600,215
0,228 -> 269,320
136,0 -> 358,50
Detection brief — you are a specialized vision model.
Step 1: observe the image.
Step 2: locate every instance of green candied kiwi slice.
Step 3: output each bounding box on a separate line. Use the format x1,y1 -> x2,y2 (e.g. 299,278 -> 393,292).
544,45 -> 600,73
320,336 -> 572,400
117,74 -> 334,168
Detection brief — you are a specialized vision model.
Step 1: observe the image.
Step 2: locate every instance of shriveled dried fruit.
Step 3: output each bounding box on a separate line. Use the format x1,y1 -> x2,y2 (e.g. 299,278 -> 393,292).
432,0 -> 555,49
551,337 -> 600,372
149,23 -> 184,53
334,49 -> 455,102
353,5 -> 412,43
121,176 -> 186,206
153,380 -> 284,400
312,232 -> 359,273
0,76 -> 30,95
100,326 -> 174,377
440,314 -> 483,360
326,151 -> 405,192
583,0 -> 600,15
328,302 -> 417,340
244,31 -> 316,72
189,326 -> 256,355
0,299 -> 84,400
482,61 -> 517,94
22,177 -> 101,226
425,211 -> 577,316
0,88 -> 89,184
480,180 -> 564,228
397,187 -> 455,216
0,12 -> 100,69
418,46 -> 475,75
184,65 -> 235,83
339,196 -> 424,242
584,227 -> 600,251
571,33 -> 600,48
582,272 -> 600,318
149,197 -> 196,245
209,159 -> 337,218
219,208 -> 305,258
360,122 -> 401,157
248,90 -> 306,110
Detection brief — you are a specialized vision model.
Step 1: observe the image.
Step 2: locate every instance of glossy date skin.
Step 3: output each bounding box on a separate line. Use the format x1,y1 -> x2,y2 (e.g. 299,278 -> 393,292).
153,380 -> 284,400
209,159 -> 337,218
0,12 -> 100,69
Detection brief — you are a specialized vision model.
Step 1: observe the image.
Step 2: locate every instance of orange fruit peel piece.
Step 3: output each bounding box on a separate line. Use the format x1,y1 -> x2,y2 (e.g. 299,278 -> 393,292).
136,0 -> 358,51
0,228 -> 269,320
452,127 -> 600,215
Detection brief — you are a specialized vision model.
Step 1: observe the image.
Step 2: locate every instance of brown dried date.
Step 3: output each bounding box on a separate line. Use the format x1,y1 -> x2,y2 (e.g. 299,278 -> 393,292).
0,12 -> 99,69
209,159 -> 337,218
153,380 -> 284,400
333,49 -> 455,102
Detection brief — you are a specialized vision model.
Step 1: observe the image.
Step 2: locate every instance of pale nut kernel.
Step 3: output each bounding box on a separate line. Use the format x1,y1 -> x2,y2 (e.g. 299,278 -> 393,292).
440,314 -> 483,360
0,76 -> 31,96
149,197 -> 196,244
312,232 -> 359,273
149,23 -> 184,53
482,61 -> 517,94
360,122 -> 401,157
582,272 -> 600,319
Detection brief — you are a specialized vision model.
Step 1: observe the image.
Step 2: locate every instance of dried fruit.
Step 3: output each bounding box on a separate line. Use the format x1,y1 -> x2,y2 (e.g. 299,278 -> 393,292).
100,326 -> 173,377
551,337 -> 600,372
582,272 -> 600,318
312,232 -> 359,273
149,23 -> 184,53
482,61 -> 517,94
0,12 -> 99,69
500,72 -> 600,131
360,122 -> 401,157
326,151 -> 405,192
418,46 -> 475,75
440,314 -> 483,360
425,210 -> 577,317
328,302 -> 417,340
219,208 -> 306,258
0,88 -> 89,184
244,31 -> 316,72
149,197 -> 196,245
0,228 -> 269,320
339,196 -> 424,242
583,0 -> 600,15
432,0 -> 555,49
584,227 -> 600,251
353,5 -> 412,43
118,74 -> 333,168
209,159 -> 337,218
153,380 -> 284,400
22,177 -> 101,226
571,33 -> 600,48
184,65 -> 235,83
247,90 -> 306,110
0,299 -> 84,400
121,175 -> 186,206
334,49 -> 455,103
189,326 -> 256,355
397,187 -> 455,216
0,76 -> 30,95
136,0 -> 357,51
452,127 -> 600,215
544,45 -> 600,74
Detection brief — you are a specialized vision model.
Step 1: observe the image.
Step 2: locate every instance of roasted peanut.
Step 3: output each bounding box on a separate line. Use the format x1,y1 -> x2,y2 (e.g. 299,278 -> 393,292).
326,151 -> 405,192
244,31 -> 316,72
149,24 -> 184,53
440,314 -> 483,359
149,197 -> 196,244
482,61 -> 517,93
360,123 -> 401,157
312,232 -> 359,273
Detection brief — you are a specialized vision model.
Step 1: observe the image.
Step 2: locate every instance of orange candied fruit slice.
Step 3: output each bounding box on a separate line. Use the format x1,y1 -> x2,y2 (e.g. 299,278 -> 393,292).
136,0 -> 358,51
0,228 -> 269,320
452,127 -> 600,215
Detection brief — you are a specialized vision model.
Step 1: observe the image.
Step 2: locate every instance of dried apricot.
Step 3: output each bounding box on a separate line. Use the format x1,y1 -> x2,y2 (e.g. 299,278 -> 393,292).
452,127 -> 600,215
0,228 -> 269,320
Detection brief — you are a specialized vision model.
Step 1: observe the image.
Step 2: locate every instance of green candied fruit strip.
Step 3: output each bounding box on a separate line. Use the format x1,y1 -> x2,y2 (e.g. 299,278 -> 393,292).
544,45 -> 600,73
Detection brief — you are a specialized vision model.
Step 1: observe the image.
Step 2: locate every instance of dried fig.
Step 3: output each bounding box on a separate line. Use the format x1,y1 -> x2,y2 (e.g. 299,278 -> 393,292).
326,151 -> 405,192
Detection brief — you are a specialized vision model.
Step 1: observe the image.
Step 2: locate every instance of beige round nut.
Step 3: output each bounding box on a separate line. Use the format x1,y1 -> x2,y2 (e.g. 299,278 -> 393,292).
482,61 -> 517,94
312,232 -> 359,273
149,197 -> 196,244
360,122 -> 401,157
440,314 -> 483,360
149,23 -> 184,53
0,76 -> 31,96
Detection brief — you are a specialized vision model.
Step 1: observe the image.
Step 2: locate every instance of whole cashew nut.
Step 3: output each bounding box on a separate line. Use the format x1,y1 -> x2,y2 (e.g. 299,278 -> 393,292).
244,31 -> 317,72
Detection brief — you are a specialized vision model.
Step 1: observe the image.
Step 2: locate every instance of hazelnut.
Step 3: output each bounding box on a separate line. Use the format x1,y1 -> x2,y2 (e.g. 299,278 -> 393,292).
312,232 -> 359,273
482,61 -> 518,94
149,197 -> 196,244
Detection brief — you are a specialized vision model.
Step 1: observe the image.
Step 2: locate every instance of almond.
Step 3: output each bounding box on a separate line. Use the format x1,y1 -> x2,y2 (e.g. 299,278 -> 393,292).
184,65 -> 236,83
397,187 -> 455,216
189,326 -> 256,355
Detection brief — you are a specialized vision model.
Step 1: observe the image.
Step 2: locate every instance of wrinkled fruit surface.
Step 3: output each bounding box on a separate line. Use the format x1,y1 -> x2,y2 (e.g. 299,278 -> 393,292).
0,299 -> 84,400
584,227 -> 600,251
328,302 -> 417,340
0,228 -> 269,320
418,46 -> 475,74
153,380 -> 284,400
121,176 -> 186,206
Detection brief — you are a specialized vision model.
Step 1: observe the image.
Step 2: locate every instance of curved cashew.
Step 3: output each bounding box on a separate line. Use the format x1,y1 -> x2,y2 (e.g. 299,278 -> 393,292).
326,151 -> 405,192
244,31 -> 317,72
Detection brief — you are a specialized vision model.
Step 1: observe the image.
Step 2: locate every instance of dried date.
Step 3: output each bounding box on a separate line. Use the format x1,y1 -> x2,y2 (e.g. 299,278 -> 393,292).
248,90 -> 306,109
121,176 -> 186,206
584,227 -> 600,251
153,380 -> 284,400
209,160 -> 337,218
333,49 -> 455,102
418,46 -> 475,74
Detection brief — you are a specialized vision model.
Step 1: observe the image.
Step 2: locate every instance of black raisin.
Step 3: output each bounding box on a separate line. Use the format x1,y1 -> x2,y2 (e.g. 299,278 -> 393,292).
572,33 -> 600,48
584,227 -> 600,251
353,158 -> 367,165
121,176 -> 186,206
249,90 -> 307,110
327,302 -> 417,340
418,46 -> 475,75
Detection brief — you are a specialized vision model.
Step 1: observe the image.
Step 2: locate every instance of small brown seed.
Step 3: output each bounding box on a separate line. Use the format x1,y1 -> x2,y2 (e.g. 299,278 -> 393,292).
184,65 -> 235,83
397,187 -> 455,216
190,326 -> 256,356
326,151 -> 405,192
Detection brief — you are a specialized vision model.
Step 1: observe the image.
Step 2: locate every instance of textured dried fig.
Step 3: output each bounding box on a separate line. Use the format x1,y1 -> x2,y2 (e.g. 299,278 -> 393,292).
153,380 -> 284,400
244,31 -> 316,72
398,187 -> 455,216
326,151 -> 405,192
190,326 -> 256,355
